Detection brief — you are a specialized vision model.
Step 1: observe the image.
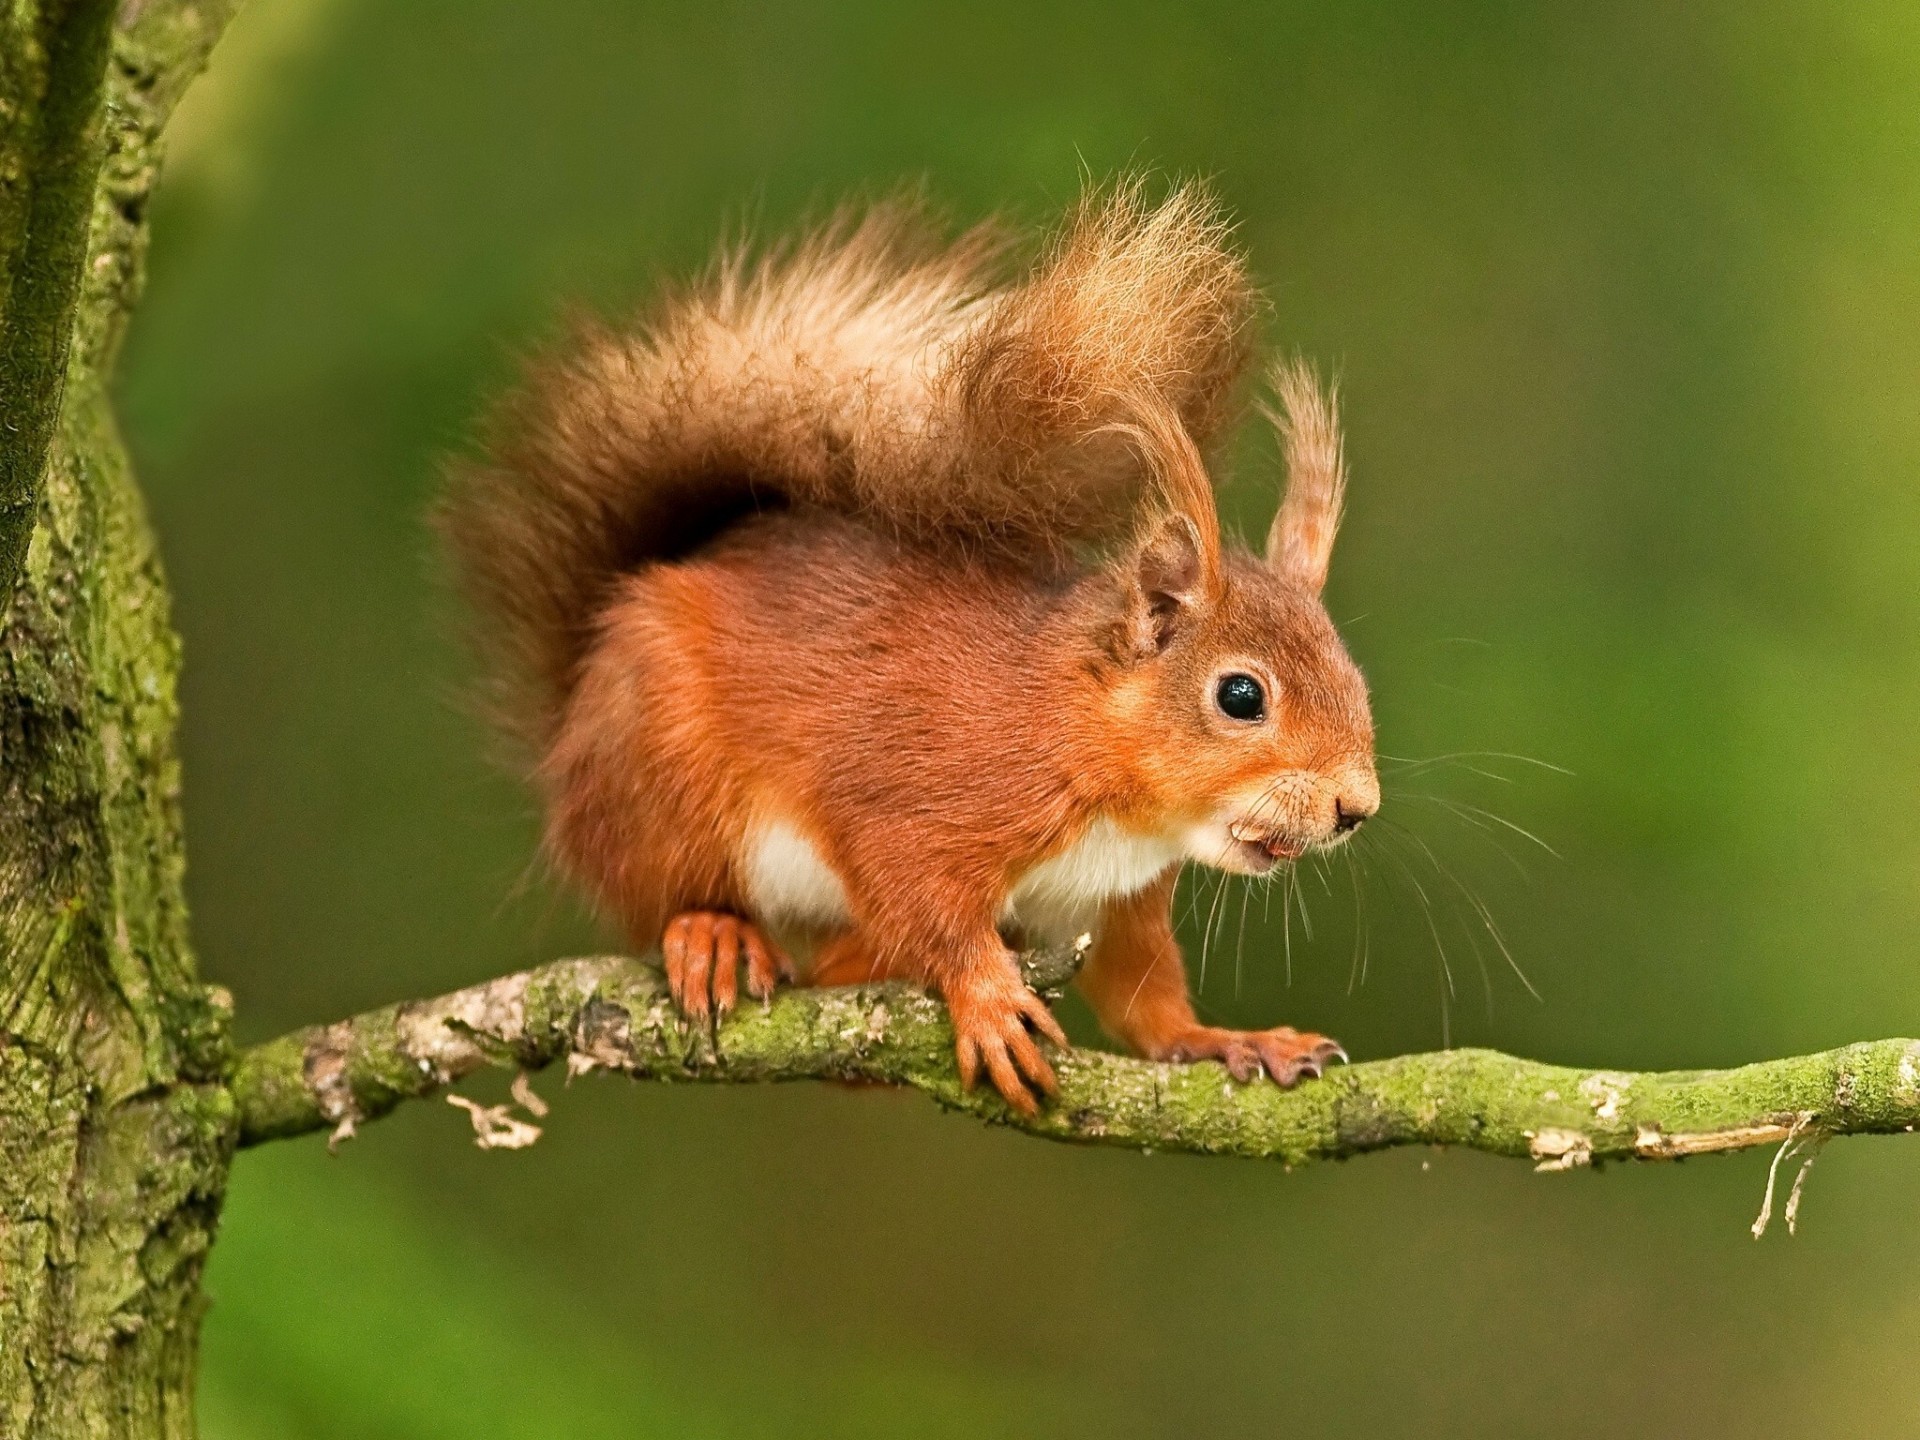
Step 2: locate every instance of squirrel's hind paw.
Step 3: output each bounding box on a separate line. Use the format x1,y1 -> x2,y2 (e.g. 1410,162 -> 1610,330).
1161,1025 -> 1345,1088
662,911 -> 795,1022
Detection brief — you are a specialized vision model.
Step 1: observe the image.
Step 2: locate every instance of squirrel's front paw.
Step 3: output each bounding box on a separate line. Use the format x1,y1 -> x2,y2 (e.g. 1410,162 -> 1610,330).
662,911 -> 795,1023
944,965 -> 1069,1116
1158,1025 -> 1346,1087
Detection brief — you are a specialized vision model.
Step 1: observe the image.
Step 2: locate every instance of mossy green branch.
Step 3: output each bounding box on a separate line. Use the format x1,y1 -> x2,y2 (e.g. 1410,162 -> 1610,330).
232,953 -> 1920,1170
0,0 -> 118,601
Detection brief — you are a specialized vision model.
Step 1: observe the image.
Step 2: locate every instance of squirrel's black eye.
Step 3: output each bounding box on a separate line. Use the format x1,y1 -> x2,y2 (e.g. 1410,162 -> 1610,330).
1214,672 -> 1267,722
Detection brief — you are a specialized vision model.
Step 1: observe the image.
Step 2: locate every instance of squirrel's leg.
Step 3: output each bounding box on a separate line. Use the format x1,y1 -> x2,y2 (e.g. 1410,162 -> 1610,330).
815,862 -> 1067,1113
661,912 -> 796,1023
1078,871 -> 1344,1086
807,929 -> 918,987
933,931 -> 1068,1115
817,924 -> 1067,1114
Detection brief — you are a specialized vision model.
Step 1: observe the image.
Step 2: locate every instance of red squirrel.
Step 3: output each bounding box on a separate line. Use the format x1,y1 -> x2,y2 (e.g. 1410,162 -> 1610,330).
441,180 -> 1379,1114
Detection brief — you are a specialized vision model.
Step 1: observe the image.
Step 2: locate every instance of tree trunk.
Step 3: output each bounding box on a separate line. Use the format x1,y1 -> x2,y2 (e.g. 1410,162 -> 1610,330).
1,4 -> 238,1434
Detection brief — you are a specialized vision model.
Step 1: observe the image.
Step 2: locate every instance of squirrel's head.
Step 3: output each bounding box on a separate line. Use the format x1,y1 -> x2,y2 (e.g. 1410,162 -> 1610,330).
1099,361 -> 1378,876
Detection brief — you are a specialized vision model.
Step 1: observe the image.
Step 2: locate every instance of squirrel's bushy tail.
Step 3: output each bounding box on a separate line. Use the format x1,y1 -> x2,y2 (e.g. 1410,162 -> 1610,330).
439,178 -> 1257,748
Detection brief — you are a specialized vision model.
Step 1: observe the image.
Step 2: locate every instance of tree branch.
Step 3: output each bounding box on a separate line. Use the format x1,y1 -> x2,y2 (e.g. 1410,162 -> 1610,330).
232,953 -> 1920,1171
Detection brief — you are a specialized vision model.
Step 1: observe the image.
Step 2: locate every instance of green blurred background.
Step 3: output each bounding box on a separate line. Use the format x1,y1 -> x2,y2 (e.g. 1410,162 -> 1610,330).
119,1 -> 1920,1435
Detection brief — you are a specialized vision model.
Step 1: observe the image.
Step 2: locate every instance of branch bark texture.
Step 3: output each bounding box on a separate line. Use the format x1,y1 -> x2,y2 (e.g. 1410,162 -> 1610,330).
234,954 -> 1920,1171
0,0 -> 116,598
1,5 -> 242,1435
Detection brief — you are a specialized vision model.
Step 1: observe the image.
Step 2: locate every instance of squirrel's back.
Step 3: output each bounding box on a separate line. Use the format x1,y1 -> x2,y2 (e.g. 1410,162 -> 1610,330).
439,179 -> 1258,751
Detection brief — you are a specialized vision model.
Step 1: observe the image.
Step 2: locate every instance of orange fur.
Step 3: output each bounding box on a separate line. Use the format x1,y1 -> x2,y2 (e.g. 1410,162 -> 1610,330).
441,179 -> 1379,1112
439,179 -> 1253,748
1264,357 -> 1348,594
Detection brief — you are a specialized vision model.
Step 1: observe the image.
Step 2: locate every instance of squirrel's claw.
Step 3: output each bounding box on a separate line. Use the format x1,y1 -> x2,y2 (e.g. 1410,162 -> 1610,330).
1252,1029 -> 1346,1087
1163,1025 -> 1345,1089
742,925 -> 796,1004
663,911 -> 793,1026
946,966 -> 1067,1115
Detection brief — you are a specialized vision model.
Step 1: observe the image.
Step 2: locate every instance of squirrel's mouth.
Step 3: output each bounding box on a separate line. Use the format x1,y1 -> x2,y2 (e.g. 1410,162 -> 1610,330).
1224,821 -> 1310,873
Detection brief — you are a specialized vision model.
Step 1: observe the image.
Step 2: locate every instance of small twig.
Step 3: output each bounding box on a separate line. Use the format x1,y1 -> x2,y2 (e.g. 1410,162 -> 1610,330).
1783,1133 -> 1829,1236
1751,1113 -> 1817,1239
511,1070 -> 549,1117
447,1095 -> 542,1151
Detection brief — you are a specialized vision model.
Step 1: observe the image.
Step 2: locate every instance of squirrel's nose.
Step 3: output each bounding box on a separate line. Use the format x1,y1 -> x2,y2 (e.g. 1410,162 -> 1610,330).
1333,798 -> 1372,834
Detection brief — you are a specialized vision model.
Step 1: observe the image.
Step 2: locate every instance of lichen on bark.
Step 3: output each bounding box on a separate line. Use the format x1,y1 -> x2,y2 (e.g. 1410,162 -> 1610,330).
232,953 -> 1920,1174
1,4 -> 241,1434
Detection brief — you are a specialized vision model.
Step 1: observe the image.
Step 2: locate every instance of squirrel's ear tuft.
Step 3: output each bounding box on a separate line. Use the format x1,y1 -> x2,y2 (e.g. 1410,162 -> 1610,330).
1263,358 -> 1347,594
1116,512 -> 1210,660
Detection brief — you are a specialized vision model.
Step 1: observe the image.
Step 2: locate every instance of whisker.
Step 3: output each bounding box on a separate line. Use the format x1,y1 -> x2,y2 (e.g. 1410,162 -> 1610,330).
1176,864 -> 1210,934
1428,798 -> 1562,859
1382,817 -> 1543,1003
1348,832 -> 1387,989
1383,821 -> 1499,1016
1280,863 -> 1295,988
1234,878 -> 1252,1000
1212,872 -> 1237,999
1291,862 -> 1316,944
1343,844 -> 1368,993
1391,758 -> 1517,785
1370,827 -> 1458,1042
1199,864 -> 1230,997
1122,952 -> 1155,1022
1378,750 -> 1573,779
1452,807 -> 1559,862
1312,852 -> 1336,897
1459,899 -> 1496,1018
1193,867 -> 1215,991
1389,793 -> 1533,879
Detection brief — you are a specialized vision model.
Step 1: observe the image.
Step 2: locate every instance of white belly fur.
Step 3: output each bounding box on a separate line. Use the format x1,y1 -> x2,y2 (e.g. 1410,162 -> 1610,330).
742,818 -> 852,930
741,814 -> 1182,945
1004,816 -> 1185,944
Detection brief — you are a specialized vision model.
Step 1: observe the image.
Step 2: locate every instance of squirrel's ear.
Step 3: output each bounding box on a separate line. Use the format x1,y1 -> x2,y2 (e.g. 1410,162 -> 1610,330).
1116,513 -> 1210,660
1263,359 -> 1347,595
